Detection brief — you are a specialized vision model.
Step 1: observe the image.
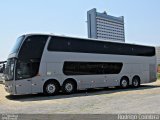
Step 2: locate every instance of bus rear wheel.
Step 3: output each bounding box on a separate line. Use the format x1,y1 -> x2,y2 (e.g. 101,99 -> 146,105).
132,76 -> 140,88
44,81 -> 60,95
120,77 -> 129,88
62,80 -> 77,94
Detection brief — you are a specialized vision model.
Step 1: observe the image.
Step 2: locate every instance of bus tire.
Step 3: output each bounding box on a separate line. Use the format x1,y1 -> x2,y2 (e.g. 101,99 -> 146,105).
120,77 -> 129,88
43,81 -> 60,95
132,76 -> 140,88
62,80 -> 77,94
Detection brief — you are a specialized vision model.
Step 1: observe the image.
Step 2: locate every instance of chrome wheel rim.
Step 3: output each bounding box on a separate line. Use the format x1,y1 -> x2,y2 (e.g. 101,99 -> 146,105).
65,83 -> 73,92
46,84 -> 56,93
121,79 -> 128,87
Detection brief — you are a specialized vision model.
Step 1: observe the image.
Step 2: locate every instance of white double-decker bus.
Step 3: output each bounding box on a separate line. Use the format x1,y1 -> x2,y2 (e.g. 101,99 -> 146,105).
4,34 -> 157,95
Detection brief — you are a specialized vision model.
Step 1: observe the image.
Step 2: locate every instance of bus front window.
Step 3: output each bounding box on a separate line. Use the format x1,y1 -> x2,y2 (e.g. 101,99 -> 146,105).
16,60 -> 40,80
15,35 -> 48,80
16,61 -> 32,80
4,59 -> 16,81
10,35 -> 25,54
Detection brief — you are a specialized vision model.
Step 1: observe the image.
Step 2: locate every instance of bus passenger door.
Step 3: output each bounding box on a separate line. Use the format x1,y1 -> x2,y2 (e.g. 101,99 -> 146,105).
15,61 -> 32,94
15,79 -> 32,95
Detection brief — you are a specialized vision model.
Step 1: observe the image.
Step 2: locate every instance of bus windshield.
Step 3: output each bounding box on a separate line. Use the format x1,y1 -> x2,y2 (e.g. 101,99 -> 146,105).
16,35 -> 48,80
4,58 -> 16,81
10,35 -> 25,54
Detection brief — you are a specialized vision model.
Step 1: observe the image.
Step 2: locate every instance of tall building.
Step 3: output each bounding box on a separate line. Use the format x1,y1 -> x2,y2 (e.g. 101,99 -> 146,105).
87,8 -> 125,42
156,46 -> 160,65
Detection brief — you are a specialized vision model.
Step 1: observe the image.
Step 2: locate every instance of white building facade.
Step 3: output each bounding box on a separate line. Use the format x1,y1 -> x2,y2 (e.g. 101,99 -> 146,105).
87,8 -> 125,42
156,46 -> 160,65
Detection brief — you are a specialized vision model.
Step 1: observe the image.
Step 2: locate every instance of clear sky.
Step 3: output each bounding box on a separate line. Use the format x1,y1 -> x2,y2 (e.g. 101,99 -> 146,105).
0,0 -> 160,61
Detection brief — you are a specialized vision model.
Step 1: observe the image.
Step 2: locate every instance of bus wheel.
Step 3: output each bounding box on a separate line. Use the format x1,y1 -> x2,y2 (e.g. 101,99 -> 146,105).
132,76 -> 140,88
120,77 -> 129,88
44,81 -> 60,95
62,80 -> 77,94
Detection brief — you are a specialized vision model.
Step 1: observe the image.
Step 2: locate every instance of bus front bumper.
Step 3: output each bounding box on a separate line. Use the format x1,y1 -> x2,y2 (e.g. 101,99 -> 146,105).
4,82 -> 16,95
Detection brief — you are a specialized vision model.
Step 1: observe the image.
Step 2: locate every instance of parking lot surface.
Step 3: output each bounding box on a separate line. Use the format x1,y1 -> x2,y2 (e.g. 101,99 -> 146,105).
0,80 -> 160,114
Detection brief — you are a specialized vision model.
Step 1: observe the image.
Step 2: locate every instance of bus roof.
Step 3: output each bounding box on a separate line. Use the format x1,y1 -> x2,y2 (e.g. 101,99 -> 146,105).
23,33 -> 155,48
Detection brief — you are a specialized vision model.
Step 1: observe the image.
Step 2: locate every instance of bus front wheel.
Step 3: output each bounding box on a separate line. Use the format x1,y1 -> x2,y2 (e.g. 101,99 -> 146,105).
43,81 -> 60,95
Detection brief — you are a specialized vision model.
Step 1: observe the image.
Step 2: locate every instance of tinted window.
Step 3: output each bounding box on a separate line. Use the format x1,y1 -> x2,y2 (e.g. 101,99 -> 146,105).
10,35 -> 25,54
63,62 -> 123,75
16,61 -> 32,79
16,35 -> 48,80
16,60 -> 40,80
48,36 -> 155,57
18,35 -> 48,61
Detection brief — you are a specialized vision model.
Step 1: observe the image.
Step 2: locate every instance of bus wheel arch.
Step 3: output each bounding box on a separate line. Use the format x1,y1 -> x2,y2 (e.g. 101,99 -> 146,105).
62,78 -> 77,94
132,75 -> 140,87
43,79 -> 60,95
120,76 -> 129,88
